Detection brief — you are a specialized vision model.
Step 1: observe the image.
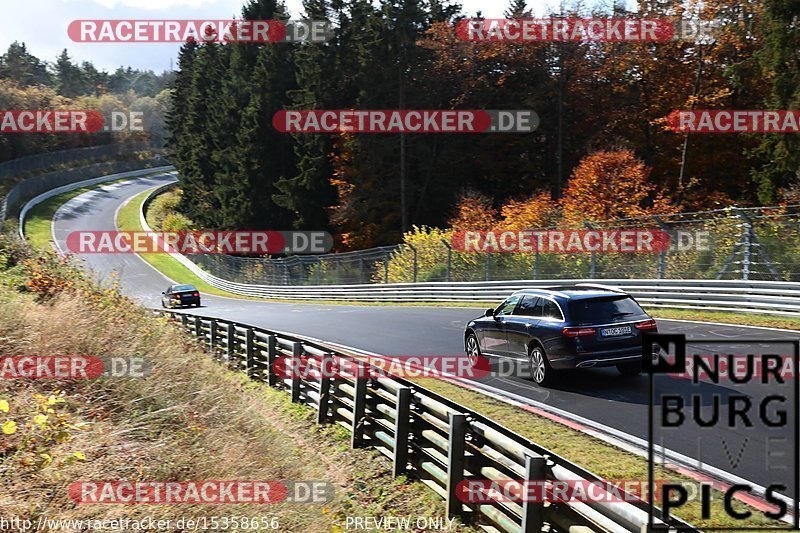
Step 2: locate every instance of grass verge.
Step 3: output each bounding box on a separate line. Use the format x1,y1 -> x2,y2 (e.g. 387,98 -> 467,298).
645,307 -> 800,330
116,188 -> 245,297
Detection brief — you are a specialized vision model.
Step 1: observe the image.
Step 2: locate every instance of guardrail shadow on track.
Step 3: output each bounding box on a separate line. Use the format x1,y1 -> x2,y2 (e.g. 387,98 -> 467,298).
158,310 -> 696,533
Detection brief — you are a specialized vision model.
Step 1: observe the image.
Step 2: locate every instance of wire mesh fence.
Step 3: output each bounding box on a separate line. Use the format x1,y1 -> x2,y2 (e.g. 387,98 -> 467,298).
0,141 -> 156,183
187,245 -> 403,286
180,205 -> 800,285
0,140 -> 167,225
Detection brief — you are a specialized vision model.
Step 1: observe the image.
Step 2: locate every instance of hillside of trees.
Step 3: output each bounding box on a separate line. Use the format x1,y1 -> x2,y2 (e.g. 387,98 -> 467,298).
0,43 -> 174,163
163,0 -> 797,248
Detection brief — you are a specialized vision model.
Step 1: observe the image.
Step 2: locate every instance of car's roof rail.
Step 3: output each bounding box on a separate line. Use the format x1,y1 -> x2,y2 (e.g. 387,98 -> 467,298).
573,282 -> 626,293
514,287 -> 570,298
537,283 -> 627,294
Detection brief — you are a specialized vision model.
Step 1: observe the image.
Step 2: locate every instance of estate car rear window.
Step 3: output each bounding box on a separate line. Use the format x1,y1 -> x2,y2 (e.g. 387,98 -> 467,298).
568,296 -> 645,324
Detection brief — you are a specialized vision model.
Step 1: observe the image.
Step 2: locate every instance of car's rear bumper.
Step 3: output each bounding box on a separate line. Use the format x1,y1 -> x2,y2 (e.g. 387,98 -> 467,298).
550,345 -> 644,369
575,354 -> 642,368
173,298 -> 200,306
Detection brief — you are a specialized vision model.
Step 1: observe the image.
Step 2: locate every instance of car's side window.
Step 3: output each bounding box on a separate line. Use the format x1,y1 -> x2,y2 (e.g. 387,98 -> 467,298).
165,287 -> 172,294
495,295 -> 521,316
542,299 -> 564,321
516,296 -> 543,317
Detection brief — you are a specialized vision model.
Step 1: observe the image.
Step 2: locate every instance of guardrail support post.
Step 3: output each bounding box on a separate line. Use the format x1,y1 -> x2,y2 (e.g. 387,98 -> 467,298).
267,335 -> 278,387
584,222 -> 597,279
393,386 -> 411,477
194,316 -> 201,338
440,239 -> 452,282
210,319 -> 218,352
521,454 -> 546,533
406,244 -> 418,283
245,328 -> 255,378
180,314 -> 188,329
652,216 -> 669,279
290,342 -> 302,403
351,363 -> 368,449
317,353 -> 333,424
446,413 -> 467,519
226,323 -> 236,368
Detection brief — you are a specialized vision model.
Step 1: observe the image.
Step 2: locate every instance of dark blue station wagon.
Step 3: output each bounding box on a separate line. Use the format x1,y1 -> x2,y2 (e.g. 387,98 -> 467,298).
464,284 -> 657,385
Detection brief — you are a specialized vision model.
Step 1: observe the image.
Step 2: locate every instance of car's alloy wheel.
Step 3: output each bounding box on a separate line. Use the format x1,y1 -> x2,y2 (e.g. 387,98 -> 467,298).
529,346 -> 551,385
466,334 -> 481,367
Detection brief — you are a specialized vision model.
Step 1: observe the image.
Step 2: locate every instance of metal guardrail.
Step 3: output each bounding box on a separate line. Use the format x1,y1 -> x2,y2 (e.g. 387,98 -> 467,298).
136,184 -> 800,316
158,310 -> 691,533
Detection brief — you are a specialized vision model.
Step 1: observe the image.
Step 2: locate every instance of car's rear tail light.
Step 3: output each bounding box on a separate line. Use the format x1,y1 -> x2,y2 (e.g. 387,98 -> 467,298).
562,327 -> 596,338
194,292 -> 199,297
634,319 -> 657,331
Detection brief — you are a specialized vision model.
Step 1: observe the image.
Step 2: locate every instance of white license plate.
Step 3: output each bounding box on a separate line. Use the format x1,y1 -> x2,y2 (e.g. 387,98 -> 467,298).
601,326 -> 632,337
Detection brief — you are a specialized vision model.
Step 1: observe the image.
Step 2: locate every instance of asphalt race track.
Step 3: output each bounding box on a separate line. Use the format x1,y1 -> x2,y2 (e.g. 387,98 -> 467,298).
51,175 -> 799,500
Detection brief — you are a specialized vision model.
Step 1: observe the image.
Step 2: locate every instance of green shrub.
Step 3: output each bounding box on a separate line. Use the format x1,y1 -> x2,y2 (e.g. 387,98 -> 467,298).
161,212 -> 195,232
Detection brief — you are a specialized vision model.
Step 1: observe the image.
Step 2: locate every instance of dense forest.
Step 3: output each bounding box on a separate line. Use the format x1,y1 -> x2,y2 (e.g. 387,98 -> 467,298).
6,0 -> 796,249
0,43 -> 174,162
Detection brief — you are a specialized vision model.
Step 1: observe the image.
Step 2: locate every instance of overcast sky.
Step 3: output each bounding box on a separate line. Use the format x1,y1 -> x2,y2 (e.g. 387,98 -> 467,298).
1,0 -> 595,73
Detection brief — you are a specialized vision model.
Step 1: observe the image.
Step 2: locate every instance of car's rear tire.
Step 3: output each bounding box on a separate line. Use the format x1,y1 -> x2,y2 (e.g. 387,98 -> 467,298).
465,333 -> 484,368
529,344 -> 556,386
617,361 -> 642,376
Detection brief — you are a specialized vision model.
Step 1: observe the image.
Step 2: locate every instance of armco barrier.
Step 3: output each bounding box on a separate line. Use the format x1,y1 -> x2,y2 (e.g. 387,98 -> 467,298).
158,309 -> 695,533
138,182 -> 800,316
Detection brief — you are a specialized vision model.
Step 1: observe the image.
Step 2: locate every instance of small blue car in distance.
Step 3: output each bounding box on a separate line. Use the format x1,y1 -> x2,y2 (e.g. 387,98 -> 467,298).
464,284 -> 657,385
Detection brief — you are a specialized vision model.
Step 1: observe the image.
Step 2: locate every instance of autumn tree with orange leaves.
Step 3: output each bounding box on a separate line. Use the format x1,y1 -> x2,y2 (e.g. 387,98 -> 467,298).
560,150 -> 673,225
500,192 -> 558,229
447,191 -> 499,230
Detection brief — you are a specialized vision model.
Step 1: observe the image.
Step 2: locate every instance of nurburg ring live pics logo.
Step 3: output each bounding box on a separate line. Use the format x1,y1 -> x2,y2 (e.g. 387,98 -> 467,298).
644,333 -> 799,530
